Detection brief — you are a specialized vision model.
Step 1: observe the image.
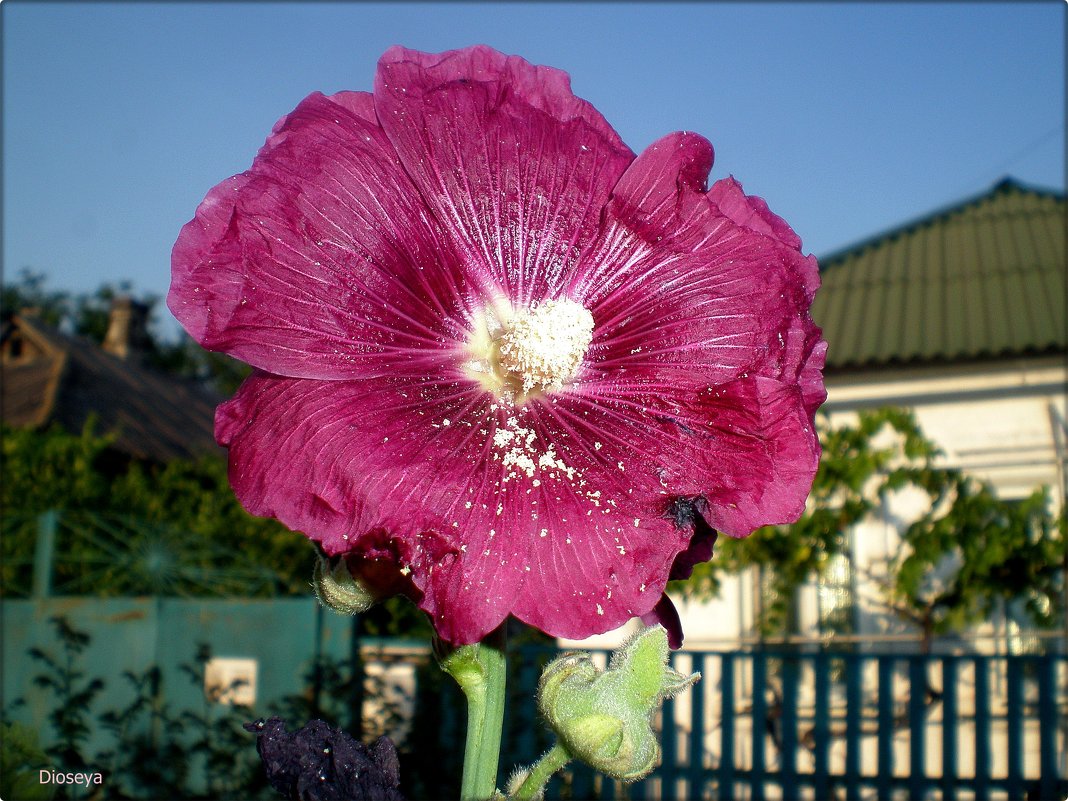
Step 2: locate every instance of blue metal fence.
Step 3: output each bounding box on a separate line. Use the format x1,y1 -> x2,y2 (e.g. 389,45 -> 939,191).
501,646 -> 1068,801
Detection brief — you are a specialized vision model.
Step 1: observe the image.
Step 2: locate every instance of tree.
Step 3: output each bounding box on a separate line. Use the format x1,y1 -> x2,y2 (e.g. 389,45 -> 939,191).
881,478 -> 1066,651
676,408 -> 1067,645
1,420 -> 433,635
677,408 -> 935,635
1,420 -> 309,597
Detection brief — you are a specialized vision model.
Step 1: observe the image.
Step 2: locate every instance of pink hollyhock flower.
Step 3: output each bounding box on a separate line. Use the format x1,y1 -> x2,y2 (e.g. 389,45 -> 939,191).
169,45 -> 826,646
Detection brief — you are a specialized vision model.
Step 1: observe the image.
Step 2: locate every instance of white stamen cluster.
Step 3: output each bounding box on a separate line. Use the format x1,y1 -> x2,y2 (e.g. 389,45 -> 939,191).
497,299 -> 594,393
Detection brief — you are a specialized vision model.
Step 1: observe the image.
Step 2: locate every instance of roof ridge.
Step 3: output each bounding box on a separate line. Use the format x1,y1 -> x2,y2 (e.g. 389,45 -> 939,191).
818,176 -> 1065,268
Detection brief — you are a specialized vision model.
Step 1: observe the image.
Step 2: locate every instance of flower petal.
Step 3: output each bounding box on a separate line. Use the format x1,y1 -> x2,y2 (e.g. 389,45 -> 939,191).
216,370 -> 712,643
217,372 -> 536,642
555,372 -> 820,540
373,45 -> 634,308
673,376 -> 821,537
569,133 -> 820,399
169,91 -> 479,381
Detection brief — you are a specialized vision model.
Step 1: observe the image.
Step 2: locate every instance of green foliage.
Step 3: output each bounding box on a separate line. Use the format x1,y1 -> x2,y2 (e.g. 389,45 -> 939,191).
26,618 -> 105,775
15,617 -> 272,800
1,421 -> 313,598
1,722 -> 56,800
889,480 -> 1066,639
676,408 -> 1066,641
678,408 -> 933,633
96,666 -> 190,797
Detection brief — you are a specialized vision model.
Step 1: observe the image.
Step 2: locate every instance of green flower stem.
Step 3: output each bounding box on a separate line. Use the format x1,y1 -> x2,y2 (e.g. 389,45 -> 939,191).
440,625 -> 508,801
512,742 -> 571,800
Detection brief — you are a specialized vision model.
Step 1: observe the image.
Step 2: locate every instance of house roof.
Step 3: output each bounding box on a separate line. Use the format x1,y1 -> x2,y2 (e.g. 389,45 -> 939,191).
812,177 -> 1066,371
1,313 -> 222,462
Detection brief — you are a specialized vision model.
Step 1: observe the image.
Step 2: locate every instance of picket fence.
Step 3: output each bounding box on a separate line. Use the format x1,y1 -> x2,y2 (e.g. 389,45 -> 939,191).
495,645 -> 1067,801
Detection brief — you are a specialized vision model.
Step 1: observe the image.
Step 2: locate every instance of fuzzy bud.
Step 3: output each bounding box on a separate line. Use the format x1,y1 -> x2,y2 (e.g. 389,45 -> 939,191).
536,626 -> 698,781
312,554 -> 376,616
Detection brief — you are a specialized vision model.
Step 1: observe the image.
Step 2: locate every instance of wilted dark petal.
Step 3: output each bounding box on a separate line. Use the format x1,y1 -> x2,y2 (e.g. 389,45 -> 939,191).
569,133 -> 820,397
244,717 -> 403,801
664,497 -> 719,581
170,91 -> 478,381
640,595 -> 683,650
374,46 -> 634,309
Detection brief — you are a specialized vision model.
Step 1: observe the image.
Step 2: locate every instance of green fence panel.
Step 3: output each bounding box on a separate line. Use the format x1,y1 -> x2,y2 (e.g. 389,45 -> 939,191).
3,597 -> 354,760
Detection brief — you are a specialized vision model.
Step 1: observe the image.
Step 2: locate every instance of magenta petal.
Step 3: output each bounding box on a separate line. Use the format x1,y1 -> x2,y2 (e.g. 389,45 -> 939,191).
175,46 -> 827,646
169,91 -> 475,380
708,176 -> 803,251
373,46 -> 634,307
569,134 -> 820,395
215,373 -> 689,644
216,373 -> 531,643
677,377 -> 821,537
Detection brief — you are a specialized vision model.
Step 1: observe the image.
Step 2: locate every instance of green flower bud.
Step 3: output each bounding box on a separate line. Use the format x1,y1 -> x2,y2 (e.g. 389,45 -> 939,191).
536,626 -> 698,782
312,554 -> 376,615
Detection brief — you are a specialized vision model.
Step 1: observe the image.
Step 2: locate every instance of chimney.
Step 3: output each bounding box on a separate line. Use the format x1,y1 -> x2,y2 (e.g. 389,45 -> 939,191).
102,296 -> 151,361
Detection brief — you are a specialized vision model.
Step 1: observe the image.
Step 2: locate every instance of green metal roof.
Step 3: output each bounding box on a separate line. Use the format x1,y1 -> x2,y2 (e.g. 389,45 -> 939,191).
812,178 -> 1066,370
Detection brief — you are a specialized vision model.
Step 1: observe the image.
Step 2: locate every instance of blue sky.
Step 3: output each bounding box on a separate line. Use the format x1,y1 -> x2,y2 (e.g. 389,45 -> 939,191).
3,2 -> 1064,337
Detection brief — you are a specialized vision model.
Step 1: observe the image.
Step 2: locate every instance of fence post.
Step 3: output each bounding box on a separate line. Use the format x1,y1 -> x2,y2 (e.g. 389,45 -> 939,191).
941,656 -> 958,800
813,651 -> 830,800
687,653 -> 705,799
845,654 -> 862,801
908,656 -> 927,801
32,509 -> 58,598
660,693 -> 677,800
751,652 -> 767,801
1006,657 -> 1024,800
1038,654 -> 1057,801
719,653 -> 735,800
877,657 -> 894,801
780,654 -> 799,800
974,657 -> 990,801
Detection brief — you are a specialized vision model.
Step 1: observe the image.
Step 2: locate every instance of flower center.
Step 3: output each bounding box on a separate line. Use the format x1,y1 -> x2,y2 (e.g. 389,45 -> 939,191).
497,299 -> 594,394
463,297 -> 594,401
